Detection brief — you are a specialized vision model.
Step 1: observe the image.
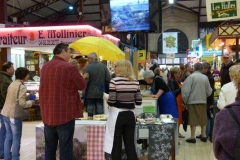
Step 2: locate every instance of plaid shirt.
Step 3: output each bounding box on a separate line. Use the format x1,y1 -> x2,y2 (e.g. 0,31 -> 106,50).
39,56 -> 86,125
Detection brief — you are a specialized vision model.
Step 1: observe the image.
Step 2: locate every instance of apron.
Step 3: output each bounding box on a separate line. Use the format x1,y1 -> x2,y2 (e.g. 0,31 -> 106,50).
104,107 -> 134,154
150,77 -> 178,118
175,80 -> 185,124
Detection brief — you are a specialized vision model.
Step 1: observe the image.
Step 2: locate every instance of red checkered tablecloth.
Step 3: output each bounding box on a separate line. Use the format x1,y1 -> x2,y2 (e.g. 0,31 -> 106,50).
87,125 -> 105,160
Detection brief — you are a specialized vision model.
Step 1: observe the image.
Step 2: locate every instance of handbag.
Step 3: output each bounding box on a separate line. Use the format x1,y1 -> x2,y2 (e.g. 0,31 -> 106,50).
14,84 -> 30,120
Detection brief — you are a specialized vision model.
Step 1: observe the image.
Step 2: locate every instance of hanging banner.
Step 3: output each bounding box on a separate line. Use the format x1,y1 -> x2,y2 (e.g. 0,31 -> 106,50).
162,32 -> 178,53
166,53 -> 175,60
0,25 -> 119,47
206,0 -> 240,22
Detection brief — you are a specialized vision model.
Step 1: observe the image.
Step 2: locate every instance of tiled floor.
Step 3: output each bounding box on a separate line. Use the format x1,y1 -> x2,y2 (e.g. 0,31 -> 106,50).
6,121 -> 215,160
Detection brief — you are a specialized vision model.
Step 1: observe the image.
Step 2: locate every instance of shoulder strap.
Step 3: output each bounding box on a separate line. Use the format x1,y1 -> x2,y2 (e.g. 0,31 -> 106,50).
17,84 -> 22,99
227,107 -> 240,127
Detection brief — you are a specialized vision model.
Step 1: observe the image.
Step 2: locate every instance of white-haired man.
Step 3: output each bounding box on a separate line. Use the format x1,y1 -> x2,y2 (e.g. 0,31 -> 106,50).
182,63 -> 212,143
83,52 -> 111,119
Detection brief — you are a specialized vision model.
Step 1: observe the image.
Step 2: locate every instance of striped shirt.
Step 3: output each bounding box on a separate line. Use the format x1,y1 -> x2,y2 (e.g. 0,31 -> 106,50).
107,77 -> 142,109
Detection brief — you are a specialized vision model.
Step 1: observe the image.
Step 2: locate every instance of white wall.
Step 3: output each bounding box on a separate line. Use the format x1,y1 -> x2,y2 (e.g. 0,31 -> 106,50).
10,49 -> 25,80
148,9 -> 198,52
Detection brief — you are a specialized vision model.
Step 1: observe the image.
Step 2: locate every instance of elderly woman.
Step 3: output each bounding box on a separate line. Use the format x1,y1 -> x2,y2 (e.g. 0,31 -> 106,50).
213,65 -> 240,160
143,70 -> 178,118
1,67 -> 34,160
168,67 -> 185,138
104,60 -> 142,160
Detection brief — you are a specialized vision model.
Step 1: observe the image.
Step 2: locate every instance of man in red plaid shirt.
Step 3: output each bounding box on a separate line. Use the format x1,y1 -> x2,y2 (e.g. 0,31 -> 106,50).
39,43 -> 86,160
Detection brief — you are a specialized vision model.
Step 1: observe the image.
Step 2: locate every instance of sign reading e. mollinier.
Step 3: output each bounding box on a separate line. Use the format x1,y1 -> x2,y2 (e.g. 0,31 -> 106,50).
206,0 -> 240,22
0,25 -> 119,47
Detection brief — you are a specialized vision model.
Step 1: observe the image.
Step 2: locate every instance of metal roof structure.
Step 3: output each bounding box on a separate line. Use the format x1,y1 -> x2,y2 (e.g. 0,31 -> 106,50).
5,0 -> 211,28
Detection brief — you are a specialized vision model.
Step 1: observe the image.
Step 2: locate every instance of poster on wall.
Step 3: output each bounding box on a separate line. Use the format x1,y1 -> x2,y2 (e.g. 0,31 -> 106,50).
162,32 -> 178,53
206,0 -> 240,22
30,65 -> 35,71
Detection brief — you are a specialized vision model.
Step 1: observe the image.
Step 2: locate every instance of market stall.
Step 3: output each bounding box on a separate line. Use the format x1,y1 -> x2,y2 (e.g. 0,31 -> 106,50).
36,119 -> 177,160
209,24 -> 240,59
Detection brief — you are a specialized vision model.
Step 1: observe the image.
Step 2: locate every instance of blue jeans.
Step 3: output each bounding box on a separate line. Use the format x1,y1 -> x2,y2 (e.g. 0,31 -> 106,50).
0,111 -> 6,158
44,119 -> 75,160
86,98 -> 103,117
206,105 -> 211,137
3,116 -> 22,160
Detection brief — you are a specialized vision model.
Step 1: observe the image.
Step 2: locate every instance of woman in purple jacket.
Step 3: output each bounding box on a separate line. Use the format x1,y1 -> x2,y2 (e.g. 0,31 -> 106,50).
213,65 -> 240,160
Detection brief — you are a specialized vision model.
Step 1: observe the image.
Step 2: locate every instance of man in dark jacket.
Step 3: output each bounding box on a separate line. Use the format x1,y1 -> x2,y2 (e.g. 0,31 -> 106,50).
0,62 -> 14,159
149,62 -> 158,72
220,55 -> 233,87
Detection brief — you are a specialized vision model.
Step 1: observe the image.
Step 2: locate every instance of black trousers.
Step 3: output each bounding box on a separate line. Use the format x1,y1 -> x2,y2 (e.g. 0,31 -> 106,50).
111,111 -> 137,160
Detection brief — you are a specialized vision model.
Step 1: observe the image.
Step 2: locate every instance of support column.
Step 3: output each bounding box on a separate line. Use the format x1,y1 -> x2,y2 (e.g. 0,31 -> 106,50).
0,48 -> 11,66
0,0 -> 7,24
236,38 -> 239,60
79,0 -> 84,23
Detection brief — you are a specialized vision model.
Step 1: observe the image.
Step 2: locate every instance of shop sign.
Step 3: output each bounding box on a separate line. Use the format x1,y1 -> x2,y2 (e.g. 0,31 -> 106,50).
206,0 -> 240,22
0,25 -> 119,47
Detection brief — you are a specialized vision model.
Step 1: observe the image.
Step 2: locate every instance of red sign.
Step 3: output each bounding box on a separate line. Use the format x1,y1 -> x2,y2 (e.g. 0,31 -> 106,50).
0,25 -> 119,47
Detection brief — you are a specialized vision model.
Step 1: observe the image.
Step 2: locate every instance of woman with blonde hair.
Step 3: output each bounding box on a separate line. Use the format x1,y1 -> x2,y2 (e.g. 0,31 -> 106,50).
104,60 -> 142,160
168,66 -> 185,138
213,65 -> 240,159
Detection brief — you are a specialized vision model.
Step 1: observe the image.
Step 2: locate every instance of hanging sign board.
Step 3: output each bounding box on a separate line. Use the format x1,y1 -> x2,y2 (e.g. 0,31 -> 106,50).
206,0 -> 240,22
0,25 -> 119,47
162,32 -> 178,53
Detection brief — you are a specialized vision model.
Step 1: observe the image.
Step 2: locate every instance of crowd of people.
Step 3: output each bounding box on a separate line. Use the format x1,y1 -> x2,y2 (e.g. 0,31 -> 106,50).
0,42 -> 240,159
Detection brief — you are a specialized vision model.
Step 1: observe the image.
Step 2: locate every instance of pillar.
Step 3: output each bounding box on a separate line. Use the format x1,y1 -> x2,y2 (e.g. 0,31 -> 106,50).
0,0 -> 10,67
236,38 -> 239,60
0,0 -> 7,24
79,0 -> 84,23
0,48 -> 11,66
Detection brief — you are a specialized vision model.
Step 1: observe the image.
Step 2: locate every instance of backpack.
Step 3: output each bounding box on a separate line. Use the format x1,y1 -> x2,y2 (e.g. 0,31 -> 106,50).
227,107 -> 240,160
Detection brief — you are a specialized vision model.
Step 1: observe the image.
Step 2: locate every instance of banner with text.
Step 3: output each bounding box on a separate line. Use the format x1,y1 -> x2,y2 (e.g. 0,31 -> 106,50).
206,0 -> 240,22
162,32 -> 178,53
0,25 -> 119,47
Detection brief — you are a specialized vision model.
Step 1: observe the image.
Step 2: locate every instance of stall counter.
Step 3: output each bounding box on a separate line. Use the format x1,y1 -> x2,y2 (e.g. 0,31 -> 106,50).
104,96 -> 158,115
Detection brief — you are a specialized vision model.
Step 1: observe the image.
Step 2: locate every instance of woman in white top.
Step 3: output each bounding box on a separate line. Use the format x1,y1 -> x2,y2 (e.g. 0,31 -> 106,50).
217,66 -> 238,110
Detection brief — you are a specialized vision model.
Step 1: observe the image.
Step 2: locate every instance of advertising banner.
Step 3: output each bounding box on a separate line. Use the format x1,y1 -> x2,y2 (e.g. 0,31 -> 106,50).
162,32 -> 178,53
206,0 -> 240,22
0,25 -> 119,47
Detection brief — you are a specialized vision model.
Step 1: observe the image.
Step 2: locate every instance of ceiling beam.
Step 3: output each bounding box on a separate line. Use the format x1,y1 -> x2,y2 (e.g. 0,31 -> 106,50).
190,6 -> 206,9
31,0 -> 59,13
7,3 -> 44,20
32,1 -> 79,25
162,6 -> 198,16
198,0 -> 202,37
174,2 -> 199,14
8,0 -> 59,19
8,0 -> 59,20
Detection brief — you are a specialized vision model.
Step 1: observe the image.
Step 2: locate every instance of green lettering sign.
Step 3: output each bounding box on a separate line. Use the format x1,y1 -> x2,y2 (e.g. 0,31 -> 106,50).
211,0 -> 237,19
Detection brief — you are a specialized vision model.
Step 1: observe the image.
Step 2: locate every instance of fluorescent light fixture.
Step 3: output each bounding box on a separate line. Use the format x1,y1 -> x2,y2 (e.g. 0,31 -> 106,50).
69,6 -> 73,10
169,0 -> 174,4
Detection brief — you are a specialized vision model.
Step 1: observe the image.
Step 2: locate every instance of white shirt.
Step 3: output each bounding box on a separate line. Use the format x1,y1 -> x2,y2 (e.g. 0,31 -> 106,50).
217,82 -> 237,110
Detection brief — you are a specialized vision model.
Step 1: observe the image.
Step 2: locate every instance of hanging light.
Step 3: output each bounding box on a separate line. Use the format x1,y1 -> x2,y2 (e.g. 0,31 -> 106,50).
169,0 -> 174,4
